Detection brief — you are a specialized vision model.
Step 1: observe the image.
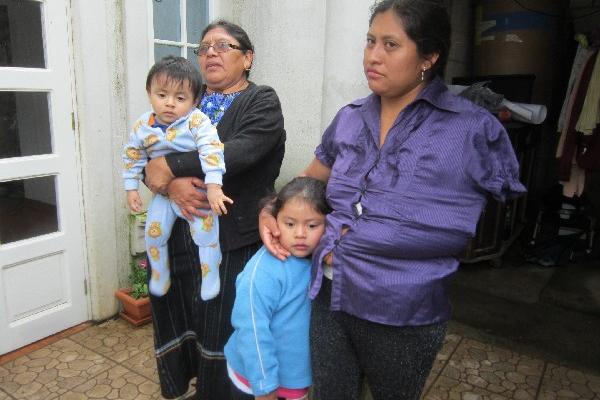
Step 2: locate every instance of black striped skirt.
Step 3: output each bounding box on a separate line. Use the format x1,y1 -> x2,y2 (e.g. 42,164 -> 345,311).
149,218 -> 260,400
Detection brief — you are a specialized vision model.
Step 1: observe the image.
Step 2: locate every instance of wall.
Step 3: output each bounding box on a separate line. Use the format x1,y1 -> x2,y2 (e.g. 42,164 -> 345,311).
220,0 -> 381,185
320,1 -> 373,133
224,1 -> 326,184
71,0 -> 130,320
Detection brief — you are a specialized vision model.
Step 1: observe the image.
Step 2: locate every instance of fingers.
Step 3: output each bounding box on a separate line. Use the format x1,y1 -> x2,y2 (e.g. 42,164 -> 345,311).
261,227 -> 289,260
181,207 -> 194,221
190,177 -> 206,189
182,206 -> 204,221
273,241 -> 291,260
211,203 -> 223,216
192,207 -> 209,219
218,198 -> 231,215
128,200 -> 143,213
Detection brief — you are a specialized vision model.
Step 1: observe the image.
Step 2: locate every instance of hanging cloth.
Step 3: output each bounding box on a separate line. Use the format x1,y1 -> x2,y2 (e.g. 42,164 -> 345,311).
558,50 -> 598,181
575,54 -> 600,136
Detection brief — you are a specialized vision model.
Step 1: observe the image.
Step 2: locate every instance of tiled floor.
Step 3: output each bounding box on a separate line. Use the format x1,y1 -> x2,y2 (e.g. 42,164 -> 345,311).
0,319 -> 599,400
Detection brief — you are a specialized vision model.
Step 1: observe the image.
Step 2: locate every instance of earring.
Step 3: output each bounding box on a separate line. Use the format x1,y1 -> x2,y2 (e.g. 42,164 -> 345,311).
421,68 -> 426,82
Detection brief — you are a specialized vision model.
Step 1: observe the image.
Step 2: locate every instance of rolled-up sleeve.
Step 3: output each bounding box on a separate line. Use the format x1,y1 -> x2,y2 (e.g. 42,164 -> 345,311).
315,112 -> 342,168
463,112 -> 527,202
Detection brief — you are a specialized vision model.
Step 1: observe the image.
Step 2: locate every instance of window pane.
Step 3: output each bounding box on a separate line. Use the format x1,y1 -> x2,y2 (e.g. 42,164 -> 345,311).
186,0 -> 208,43
153,0 -> 181,42
0,0 -> 45,68
0,176 -> 58,244
186,48 -> 200,72
154,44 -> 182,62
0,91 -> 52,159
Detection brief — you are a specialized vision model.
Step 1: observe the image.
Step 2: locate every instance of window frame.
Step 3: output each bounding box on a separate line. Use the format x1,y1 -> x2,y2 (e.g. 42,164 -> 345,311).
148,0 -> 215,64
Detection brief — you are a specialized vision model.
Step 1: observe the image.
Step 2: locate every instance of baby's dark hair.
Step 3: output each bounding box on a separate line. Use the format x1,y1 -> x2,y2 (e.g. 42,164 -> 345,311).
145,56 -> 202,102
261,177 -> 330,217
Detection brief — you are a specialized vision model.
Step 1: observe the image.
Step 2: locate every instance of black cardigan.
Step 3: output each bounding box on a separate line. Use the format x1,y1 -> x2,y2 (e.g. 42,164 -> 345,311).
165,82 -> 286,251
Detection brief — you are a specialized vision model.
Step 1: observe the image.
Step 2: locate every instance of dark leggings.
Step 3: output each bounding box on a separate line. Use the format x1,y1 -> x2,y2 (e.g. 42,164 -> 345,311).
310,279 -> 447,400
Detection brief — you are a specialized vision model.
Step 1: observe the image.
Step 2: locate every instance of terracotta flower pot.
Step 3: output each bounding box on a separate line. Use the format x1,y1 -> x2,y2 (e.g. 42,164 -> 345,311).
115,288 -> 152,326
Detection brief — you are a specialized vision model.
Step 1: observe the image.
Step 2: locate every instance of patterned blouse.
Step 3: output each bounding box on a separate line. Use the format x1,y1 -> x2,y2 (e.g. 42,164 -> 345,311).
200,91 -> 242,126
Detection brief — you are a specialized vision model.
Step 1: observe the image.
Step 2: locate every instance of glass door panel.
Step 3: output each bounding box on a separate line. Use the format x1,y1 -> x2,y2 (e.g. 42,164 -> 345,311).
154,43 -> 181,61
0,176 -> 58,244
186,0 -> 208,43
0,0 -> 45,68
153,0 -> 181,42
0,91 -> 52,159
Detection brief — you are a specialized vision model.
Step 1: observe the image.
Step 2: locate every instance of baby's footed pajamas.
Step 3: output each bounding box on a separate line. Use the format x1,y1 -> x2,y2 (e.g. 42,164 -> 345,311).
146,192 -> 221,300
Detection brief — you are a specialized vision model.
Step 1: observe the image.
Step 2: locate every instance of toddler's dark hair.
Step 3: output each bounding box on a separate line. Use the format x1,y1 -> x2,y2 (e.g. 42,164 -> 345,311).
261,177 -> 330,216
145,56 -> 202,102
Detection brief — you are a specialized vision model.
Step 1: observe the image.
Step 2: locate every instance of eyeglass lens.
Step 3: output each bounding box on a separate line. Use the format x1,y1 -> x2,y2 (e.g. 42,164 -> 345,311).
197,41 -> 235,55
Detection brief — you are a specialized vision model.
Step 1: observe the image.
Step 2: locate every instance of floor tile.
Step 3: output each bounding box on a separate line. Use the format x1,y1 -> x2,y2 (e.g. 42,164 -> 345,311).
424,375 -> 509,400
70,319 -> 153,363
538,363 -> 600,400
126,348 -> 159,383
0,323 -> 92,366
426,338 -> 544,400
57,365 -> 160,399
425,333 -> 463,390
0,338 -> 115,400
0,389 -> 11,399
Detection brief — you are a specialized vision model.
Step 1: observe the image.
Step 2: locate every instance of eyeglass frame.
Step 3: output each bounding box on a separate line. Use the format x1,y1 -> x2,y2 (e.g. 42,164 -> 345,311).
193,41 -> 244,56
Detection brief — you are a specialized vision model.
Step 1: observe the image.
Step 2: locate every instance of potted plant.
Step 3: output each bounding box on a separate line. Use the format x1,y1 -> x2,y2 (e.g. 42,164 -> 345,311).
115,254 -> 152,326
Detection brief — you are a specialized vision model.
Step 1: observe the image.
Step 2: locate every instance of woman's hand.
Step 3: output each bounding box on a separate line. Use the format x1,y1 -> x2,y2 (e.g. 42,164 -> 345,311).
302,158 -> 331,182
323,226 -> 348,267
167,177 -> 209,220
259,208 -> 290,260
145,156 -> 175,194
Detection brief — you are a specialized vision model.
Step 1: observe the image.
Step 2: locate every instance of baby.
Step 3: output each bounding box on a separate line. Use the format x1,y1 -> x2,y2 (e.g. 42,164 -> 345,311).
122,55 -> 231,300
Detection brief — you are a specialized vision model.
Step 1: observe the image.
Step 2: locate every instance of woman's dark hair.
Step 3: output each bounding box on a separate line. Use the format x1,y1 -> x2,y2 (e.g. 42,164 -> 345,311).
145,56 -> 202,101
369,0 -> 451,80
200,19 -> 254,78
261,177 -> 330,217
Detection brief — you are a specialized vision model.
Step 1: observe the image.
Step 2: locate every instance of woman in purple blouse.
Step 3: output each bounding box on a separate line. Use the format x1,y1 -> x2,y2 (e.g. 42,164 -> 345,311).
261,1 -> 525,399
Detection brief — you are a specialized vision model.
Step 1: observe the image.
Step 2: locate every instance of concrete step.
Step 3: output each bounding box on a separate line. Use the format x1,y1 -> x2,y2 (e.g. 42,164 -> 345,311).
448,259 -> 600,374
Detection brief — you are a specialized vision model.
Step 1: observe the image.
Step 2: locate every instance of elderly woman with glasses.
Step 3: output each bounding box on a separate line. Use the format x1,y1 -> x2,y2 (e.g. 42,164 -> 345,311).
144,20 -> 285,400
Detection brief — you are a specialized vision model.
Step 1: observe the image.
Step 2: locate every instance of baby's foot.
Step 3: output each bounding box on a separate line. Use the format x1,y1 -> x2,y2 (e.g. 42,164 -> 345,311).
200,263 -> 220,300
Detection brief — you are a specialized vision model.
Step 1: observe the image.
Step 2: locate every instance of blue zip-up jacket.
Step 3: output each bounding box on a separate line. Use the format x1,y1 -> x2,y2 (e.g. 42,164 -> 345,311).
224,246 -> 312,396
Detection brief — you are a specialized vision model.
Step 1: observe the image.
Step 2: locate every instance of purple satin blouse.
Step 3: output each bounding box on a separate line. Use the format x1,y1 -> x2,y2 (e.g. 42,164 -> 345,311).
310,77 -> 526,326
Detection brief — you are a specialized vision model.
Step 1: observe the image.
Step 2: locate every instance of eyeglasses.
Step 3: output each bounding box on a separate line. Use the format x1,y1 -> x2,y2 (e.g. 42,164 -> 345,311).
194,41 -> 243,56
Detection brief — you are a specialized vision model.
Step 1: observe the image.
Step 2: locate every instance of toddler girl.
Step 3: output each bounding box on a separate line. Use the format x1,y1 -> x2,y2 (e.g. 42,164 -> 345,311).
224,177 -> 329,400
